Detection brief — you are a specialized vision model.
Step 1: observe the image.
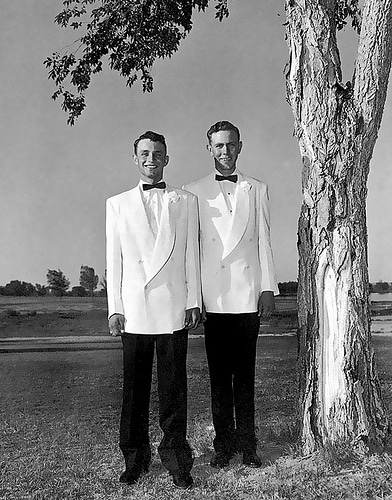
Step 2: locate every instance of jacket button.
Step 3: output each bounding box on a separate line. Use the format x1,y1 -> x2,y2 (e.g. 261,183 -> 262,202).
212,237 -> 216,242
221,264 -> 225,269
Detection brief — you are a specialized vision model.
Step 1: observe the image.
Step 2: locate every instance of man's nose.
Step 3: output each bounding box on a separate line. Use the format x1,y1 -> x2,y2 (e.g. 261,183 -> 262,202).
221,145 -> 229,154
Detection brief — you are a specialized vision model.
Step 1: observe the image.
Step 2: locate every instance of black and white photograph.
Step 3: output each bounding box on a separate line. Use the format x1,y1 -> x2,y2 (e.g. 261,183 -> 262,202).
1,1 -> 392,498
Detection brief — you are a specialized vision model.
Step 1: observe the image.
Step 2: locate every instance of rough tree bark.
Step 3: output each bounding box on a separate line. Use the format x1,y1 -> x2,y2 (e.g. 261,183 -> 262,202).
285,0 -> 392,454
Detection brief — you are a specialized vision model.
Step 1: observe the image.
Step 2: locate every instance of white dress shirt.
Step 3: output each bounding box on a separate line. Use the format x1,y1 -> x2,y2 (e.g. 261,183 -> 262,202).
139,180 -> 165,237
215,168 -> 238,215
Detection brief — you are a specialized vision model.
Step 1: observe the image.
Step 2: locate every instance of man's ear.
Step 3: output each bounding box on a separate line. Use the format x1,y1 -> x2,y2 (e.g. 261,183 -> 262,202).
238,141 -> 243,154
164,155 -> 170,166
206,144 -> 213,156
133,154 -> 138,166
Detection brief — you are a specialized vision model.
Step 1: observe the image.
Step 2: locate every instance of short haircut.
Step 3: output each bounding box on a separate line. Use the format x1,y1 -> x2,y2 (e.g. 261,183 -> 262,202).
134,131 -> 167,154
206,121 -> 241,143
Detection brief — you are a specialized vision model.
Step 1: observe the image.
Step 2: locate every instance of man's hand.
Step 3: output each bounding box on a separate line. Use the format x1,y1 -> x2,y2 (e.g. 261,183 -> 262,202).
258,291 -> 275,319
108,314 -> 125,336
184,307 -> 201,330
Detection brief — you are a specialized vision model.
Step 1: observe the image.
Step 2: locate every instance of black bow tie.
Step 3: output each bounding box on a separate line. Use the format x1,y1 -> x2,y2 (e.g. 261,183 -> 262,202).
215,174 -> 237,183
142,182 -> 166,191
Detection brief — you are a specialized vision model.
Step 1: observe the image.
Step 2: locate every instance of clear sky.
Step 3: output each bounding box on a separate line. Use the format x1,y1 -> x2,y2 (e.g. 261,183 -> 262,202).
1,0 -> 391,288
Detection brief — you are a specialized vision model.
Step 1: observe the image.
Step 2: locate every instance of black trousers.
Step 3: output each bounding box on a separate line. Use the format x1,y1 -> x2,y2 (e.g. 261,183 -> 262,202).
204,312 -> 260,455
120,330 -> 193,475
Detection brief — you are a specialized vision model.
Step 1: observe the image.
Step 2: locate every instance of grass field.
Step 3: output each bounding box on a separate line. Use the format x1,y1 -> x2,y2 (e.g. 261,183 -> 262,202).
0,296 -> 108,313
2,334 -> 392,499
1,295 -> 391,340
0,296 -> 299,338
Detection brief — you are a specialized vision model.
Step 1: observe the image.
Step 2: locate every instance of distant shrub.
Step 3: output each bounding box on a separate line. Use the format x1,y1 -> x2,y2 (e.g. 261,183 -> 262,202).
59,312 -> 76,319
278,281 -> 298,295
3,280 -> 37,296
4,309 -> 20,317
70,286 -> 88,297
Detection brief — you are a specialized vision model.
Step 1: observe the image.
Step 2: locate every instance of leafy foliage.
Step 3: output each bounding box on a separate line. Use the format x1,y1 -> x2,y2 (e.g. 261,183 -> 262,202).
278,281 -> 298,296
46,0 -> 362,125
46,269 -> 70,297
214,0 -> 229,22
335,0 -> 362,32
79,265 -> 99,296
1,280 -> 36,297
45,0 -> 215,125
99,269 -> 107,296
71,285 -> 89,296
35,283 -> 48,296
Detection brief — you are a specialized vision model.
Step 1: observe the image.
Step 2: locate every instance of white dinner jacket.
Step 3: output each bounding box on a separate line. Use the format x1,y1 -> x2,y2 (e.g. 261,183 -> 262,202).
184,171 -> 279,313
106,184 -> 201,334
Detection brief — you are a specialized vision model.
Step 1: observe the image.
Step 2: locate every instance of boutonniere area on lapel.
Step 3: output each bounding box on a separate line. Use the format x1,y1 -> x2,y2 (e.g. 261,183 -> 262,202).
239,180 -> 252,192
168,191 -> 181,203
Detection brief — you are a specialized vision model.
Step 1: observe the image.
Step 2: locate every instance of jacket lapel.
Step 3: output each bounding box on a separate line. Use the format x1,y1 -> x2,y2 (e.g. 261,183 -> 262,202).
222,172 -> 250,260
145,188 -> 176,285
203,173 -> 230,242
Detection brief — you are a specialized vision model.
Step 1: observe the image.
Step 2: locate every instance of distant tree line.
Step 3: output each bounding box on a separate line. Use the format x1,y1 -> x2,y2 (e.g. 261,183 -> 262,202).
370,281 -> 392,294
1,275 -> 389,297
278,281 -> 392,296
0,266 -> 106,297
278,281 -> 298,296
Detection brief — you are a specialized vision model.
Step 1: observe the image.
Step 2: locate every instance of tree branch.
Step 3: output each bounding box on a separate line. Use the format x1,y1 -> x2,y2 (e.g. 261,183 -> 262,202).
354,0 -> 392,139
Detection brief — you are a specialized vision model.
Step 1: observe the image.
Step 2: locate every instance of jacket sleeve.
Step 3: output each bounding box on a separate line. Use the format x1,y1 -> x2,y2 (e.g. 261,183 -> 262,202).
185,194 -> 202,310
258,184 -> 280,295
106,198 -> 125,318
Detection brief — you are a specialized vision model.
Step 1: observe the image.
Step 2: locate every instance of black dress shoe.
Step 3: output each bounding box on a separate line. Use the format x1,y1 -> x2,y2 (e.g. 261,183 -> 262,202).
210,452 -> 232,469
242,451 -> 262,468
119,470 -> 140,485
119,463 -> 149,485
172,472 -> 194,489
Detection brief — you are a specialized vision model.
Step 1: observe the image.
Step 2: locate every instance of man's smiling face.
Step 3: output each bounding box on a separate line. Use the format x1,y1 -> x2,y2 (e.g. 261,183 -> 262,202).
208,129 -> 242,176
133,139 -> 169,184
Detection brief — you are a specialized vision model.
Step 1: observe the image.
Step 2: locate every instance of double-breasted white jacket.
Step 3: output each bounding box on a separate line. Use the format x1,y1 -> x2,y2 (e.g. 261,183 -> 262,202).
106,184 -> 202,334
184,171 -> 279,313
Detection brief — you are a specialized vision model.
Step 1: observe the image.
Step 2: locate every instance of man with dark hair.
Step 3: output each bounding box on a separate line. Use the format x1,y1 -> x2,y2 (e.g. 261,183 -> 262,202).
185,120 -> 279,469
106,131 -> 201,489
206,120 -> 241,143
133,130 -> 167,154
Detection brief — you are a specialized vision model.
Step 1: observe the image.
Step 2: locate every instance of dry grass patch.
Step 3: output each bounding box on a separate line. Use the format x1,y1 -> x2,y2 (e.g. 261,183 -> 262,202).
1,336 -> 392,499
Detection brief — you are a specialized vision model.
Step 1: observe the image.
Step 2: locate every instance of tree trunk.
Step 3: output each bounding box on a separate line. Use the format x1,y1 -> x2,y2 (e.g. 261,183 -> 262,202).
285,0 -> 392,454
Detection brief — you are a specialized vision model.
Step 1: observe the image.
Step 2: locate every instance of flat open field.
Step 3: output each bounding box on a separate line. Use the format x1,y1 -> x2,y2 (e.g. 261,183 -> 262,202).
0,296 -> 108,313
1,295 -> 392,340
0,295 -> 298,314
0,296 -> 299,339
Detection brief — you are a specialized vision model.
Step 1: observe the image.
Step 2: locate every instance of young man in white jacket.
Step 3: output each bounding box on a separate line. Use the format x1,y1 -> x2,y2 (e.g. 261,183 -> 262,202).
185,121 -> 279,469
106,131 -> 201,489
